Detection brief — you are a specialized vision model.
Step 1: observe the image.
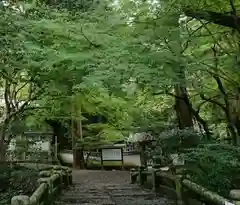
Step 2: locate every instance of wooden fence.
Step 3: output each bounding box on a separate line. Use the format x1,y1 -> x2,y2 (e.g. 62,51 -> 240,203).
130,165 -> 240,205
11,165 -> 72,205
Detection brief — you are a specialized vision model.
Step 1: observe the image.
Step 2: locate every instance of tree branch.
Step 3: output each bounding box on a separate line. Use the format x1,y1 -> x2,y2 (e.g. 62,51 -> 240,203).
199,93 -> 227,112
182,22 -> 210,53
184,9 -> 240,32
229,0 -> 240,32
4,79 -> 11,115
81,26 -> 101,48
154,90 -> 212,135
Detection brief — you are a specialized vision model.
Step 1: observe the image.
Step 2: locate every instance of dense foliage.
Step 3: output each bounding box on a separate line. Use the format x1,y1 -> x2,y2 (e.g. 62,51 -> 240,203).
184,144 -> 240,197
0,164 -> 38,205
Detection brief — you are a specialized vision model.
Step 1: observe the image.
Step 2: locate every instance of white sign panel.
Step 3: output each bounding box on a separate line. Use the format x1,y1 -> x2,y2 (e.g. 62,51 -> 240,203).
225,201 -> 235,205
102,148 -> 122,161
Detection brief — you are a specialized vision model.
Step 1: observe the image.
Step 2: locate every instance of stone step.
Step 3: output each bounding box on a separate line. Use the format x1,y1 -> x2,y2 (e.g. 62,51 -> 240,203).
60,194 -> 111,199
63,191 -> 106,195
58,197 -> 115,205
67,188 -> 105,192
111,196 -> 174,205
69,186 -> 104,190
55,202 -> 115,205
109,192 -> 156,197
105,187 -> 146,190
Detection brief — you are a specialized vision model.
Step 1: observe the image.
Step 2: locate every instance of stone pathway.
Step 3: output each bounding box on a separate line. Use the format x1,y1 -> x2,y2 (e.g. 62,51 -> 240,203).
54,170 -> 176,205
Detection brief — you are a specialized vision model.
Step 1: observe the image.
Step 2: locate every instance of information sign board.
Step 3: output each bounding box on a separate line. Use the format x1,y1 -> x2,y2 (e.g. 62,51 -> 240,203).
102,148 -> 122,161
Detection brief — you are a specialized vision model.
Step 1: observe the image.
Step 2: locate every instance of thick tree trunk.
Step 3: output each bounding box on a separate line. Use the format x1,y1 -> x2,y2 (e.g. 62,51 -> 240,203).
235,119 -> 240,138
230,94 -> 240,145
46,120 -> 70,150
174,84 -> 193,129
74,149 -> 85,169
174,78 -> 200,147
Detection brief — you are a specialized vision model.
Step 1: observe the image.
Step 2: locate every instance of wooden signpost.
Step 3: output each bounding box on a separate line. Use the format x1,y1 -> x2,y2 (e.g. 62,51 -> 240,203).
100,145 -> 124,170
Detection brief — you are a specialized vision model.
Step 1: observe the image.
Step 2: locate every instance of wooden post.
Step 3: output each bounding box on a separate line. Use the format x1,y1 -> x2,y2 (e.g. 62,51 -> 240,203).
139,142 -> 147,167
100,149 -> 104,170
54,135 -> 58,161
62,169 -> 68,187
121,148 -> 124,170
152,164 -> 161,192
71,96 -> 76,169
43,183 -> 50,205
48,137 -> 51,162
175,175 -> 184,205
22,135 -> 26,161
76,104 -> 85,169
139,165 -> 145,186
130,168 -> 137,184
68,169 -> 73,185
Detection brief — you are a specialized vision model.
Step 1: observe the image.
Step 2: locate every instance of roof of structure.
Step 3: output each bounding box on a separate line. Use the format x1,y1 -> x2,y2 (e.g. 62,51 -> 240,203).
127,132 -> 154,142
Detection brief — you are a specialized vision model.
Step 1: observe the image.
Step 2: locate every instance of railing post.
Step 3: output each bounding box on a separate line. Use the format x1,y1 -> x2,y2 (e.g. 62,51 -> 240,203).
11,195 -> 30,205
53,165 -> 68,191
152,164 -> 161,192
130,168 -> 137,184
175,175 -> 184,205
139,165 -> 146,186
38,171 -> 52,199
62,167 -> 72,187
62,168 -> 69,187
68,169 -> 73,185
53,170 -> 63,191
37,178 -> 50,205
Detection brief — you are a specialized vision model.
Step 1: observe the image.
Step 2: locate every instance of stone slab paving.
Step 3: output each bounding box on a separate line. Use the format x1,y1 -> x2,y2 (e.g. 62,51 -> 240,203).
54,170 -> 176,205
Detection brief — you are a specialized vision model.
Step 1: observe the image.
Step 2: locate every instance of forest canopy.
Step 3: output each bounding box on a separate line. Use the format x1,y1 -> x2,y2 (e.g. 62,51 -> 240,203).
0,0 -> 240,170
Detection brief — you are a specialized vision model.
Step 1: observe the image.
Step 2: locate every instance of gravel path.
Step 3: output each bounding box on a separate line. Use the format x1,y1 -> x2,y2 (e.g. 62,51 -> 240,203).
54,170 -> 176,205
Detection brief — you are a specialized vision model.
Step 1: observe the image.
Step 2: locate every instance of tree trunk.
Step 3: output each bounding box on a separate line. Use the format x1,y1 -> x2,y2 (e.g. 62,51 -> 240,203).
74,149 -> 85,169
174,84 -> 194,129
74,116 -> 85,169
0,123 -> 7,162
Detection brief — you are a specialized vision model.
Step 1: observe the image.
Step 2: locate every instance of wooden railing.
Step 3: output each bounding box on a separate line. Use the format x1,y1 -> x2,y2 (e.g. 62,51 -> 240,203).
130,165 -> 239,205
11,165 -> 72,205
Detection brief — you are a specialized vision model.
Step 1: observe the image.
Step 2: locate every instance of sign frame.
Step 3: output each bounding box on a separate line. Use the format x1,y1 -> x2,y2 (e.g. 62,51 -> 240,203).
100,147 -> 124,170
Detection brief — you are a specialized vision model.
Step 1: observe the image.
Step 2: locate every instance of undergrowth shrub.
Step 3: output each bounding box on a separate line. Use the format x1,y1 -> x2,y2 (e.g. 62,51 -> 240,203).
148,128 -> 204,166
0,164 -> 38,205
159,127 -> 203,153
183,143 -> 240,197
